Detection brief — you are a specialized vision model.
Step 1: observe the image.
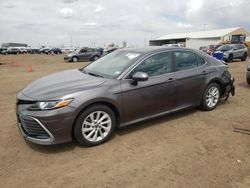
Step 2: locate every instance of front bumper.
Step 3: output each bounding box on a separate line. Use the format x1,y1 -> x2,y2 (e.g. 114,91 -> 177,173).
16,101 -> 76,145
64,56 -> 72,61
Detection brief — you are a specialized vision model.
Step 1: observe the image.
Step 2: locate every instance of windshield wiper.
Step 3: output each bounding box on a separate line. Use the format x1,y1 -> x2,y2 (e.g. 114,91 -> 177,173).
88,72 -> 104,78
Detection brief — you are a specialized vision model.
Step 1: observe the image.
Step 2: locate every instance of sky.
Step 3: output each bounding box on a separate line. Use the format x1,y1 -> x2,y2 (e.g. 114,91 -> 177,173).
0,0 -> 250,48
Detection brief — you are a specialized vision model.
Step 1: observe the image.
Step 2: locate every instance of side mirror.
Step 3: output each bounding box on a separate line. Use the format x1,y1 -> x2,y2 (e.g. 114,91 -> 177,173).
233,48 -> 238,51
131,72 -> 148,85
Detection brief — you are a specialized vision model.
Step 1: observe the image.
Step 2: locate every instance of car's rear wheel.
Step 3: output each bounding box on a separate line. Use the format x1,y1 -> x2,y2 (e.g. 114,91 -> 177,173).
241,53 -> 247,61
201,83 -> 221,111
74,105 -> 116,146
247,75 -> 250,85
227,54 -> 233,63
93,56 -> 99,61
72,56 -> 78,62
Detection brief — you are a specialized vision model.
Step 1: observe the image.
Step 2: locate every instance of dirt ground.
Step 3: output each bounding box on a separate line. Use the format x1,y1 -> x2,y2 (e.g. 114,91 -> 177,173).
0,54 -> 250,188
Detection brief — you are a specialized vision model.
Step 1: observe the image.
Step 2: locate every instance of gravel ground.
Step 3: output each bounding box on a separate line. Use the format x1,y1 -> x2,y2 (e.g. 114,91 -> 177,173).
0,54 -> 250,188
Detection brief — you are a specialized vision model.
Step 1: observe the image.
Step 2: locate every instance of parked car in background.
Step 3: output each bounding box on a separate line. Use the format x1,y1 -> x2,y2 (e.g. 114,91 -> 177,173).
18,47 -> 28,54
1,48 -> 21,55
39,48 -> 51,55
16,47 -> 235,146
61,48 -> 75,54
199,45 -> 220,55
214,44 -> 248,62
247,64 -> 250,85
162,44 -> 184,47
64,47 -> 101,62
199,46 -> 208,52
28,48 -> 40,54
206,45 -> 220,55
103,47 -> 118,55
0,47 -> 7,54
97,47 -> 104,56
50,48 -> 62,54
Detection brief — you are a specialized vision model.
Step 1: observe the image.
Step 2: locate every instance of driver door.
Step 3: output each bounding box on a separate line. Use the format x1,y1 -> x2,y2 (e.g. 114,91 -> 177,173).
120,51 -> 176,123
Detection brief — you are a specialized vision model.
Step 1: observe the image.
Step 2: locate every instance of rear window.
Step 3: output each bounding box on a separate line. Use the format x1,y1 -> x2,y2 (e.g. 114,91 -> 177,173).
174,51 -> 205,71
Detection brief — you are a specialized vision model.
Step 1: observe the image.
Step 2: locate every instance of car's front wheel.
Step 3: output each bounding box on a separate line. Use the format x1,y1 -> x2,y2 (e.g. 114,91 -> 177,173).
72,56 -> 78,62
74,105 -> 116,146
241,53 -> 247,61
201,83 -> 221,111
227,54 -> 233,63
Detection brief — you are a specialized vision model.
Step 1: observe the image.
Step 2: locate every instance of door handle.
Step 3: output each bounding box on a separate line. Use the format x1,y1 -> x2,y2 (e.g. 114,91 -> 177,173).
202,71 -> 207,75
167,77 -> 174,82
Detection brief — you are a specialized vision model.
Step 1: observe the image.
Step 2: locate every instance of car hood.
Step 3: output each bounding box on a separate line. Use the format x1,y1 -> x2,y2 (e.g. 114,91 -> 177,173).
19,69 -> 106,100
66,51 -> 78,56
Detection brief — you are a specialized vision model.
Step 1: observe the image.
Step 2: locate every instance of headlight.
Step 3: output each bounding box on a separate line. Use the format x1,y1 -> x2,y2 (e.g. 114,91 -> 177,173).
28,98 -> 73,110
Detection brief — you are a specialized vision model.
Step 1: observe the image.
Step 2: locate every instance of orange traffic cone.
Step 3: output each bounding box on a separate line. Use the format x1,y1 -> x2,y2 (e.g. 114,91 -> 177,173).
28,64 -> 33,72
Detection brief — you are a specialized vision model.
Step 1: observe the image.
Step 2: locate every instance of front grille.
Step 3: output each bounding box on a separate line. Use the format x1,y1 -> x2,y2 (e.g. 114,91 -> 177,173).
17,99 -> 37,105
18,115 -> 50,139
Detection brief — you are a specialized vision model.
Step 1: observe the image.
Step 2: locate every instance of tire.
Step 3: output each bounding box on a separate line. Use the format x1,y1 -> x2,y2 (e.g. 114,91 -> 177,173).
73,105 -> 116,146
92,56 -> 99,61
227,54 -> 233,63
72,56 -> 78,62
247,75 -> 250,85
241,53 -> 247,61
201,83 -> 221,111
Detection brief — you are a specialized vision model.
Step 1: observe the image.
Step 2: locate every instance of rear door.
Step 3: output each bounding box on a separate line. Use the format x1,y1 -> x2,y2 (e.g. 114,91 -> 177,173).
86,48 -> 94,59
121,51 -> 176,123
238,44 -> 246,57
174,50 -> 207,108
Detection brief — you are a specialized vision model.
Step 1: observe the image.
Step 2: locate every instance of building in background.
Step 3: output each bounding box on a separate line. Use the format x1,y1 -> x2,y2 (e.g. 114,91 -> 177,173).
1,42 -> 28,48
149,27 -> 250,50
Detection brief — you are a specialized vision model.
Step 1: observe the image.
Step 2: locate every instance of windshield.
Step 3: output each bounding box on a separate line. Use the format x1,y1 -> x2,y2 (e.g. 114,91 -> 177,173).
217,45 -> 233,51
83,50 -> 142,78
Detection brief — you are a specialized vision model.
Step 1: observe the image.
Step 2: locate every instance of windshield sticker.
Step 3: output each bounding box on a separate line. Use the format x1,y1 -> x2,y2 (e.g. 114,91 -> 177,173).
125,53 -> 140,60
114,71 -> 121,75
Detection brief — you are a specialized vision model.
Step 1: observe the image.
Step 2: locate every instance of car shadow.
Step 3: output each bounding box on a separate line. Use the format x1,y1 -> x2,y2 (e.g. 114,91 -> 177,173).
116,108 -> 198,136
25,140 -> 76,154
25,108 -> 199,153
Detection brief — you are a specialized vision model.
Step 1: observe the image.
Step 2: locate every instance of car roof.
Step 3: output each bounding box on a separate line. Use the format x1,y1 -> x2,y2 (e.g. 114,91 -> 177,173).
119,46 -> 193,54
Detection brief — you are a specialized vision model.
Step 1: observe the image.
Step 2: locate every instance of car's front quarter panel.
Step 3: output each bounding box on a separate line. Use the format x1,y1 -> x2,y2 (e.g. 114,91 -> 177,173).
69,79 -> 124,126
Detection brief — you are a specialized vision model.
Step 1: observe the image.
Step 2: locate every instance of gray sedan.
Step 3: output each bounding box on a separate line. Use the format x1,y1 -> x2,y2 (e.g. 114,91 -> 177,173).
16,47 -> 235,146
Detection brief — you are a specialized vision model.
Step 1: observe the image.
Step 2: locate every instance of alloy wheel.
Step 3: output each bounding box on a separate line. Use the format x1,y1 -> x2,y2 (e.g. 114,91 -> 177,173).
72,57 -> 78,62
81,111 -> 112,142
206,86 -> 219,108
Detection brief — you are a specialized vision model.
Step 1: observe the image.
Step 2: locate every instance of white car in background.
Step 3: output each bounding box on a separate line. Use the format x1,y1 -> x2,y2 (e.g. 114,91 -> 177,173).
162,43 -> 184,47
16,47 -> 28,54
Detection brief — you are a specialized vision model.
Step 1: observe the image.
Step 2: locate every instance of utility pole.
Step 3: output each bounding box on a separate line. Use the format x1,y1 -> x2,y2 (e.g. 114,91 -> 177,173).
70,35 -> 73,49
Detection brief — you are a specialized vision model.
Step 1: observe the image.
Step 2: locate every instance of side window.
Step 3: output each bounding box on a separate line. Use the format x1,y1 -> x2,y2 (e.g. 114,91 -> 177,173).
175,51 -> 197,71
238,45 -> 246,49
87,48 -> 94,52
196,55 -> 206,66
130,52 -> 172,77
80,48 -> 87,53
